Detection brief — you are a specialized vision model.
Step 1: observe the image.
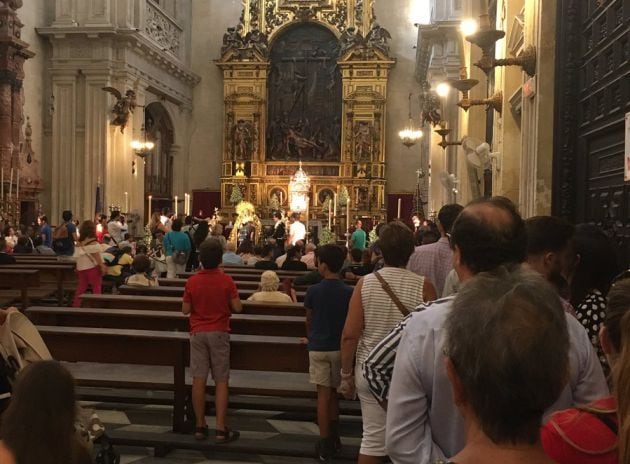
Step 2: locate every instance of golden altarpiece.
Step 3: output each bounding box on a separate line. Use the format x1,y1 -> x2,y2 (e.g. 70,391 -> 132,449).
217,0 -> 395,224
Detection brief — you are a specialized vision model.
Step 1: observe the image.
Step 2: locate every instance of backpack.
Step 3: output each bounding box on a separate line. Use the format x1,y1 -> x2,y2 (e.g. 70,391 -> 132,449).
0,311 -> 53,412
52,223 -> 73,254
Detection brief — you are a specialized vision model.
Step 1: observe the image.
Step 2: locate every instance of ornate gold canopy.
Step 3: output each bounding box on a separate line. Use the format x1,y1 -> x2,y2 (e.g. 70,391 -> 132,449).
217,0 -> 395,224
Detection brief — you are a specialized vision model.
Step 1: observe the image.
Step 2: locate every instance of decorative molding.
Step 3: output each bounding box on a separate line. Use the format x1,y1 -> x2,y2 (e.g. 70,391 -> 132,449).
144,0 -> 182,58
507,8 -> 525,57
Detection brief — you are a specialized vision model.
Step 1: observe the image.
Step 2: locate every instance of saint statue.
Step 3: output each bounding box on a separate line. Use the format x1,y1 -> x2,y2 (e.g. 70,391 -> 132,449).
232,120 -> 253,160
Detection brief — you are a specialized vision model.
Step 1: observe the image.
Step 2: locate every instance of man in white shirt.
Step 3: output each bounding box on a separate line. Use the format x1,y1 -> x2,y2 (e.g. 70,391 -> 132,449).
362,197 -> 608,464
288,212 -> 306,246
107,211 -> 125,244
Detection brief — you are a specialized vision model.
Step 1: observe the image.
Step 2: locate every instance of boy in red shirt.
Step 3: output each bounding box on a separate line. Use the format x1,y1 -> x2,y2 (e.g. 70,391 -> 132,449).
182,238 -> 242,443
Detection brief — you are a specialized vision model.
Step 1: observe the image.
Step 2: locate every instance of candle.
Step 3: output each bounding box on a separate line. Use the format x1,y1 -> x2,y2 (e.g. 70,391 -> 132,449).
124,192 -> 129,213
8,168 -> 13,199
1,167 -> 3,200
148,195 -> 152,217
174,195 -> 178,215
305,201 -> 309,241
16,170 -> 19,201
397,198 -> 402,219
328,208 -> 332,229
333,193 -> 337,223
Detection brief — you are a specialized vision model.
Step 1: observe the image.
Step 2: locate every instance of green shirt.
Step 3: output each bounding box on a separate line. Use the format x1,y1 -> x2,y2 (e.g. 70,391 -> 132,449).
351,228 -> 367,250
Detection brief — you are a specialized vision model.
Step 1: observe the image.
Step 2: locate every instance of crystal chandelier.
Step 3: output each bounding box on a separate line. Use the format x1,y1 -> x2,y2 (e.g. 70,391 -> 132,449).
398,93 -> 423,148
289,161 -> 311,213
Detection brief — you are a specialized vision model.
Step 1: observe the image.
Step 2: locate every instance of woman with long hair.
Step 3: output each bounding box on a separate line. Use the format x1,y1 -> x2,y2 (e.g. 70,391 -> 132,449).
0,361 -> 92,464
148,212 -> 167,238
72,220 -> 105,307
542,277 -> 630,464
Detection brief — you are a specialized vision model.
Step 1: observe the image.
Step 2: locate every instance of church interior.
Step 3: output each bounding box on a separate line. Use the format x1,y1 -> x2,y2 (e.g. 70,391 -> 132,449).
0,0 -> 628,463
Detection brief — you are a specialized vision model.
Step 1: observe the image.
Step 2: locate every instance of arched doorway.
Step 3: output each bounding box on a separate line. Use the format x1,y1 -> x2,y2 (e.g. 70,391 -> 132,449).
266,23 -> 342,161
144,102 -> 174,215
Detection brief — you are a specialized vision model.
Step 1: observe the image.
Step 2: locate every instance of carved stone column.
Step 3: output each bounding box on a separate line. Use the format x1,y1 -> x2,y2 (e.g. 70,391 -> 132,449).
0,2 -> 35,221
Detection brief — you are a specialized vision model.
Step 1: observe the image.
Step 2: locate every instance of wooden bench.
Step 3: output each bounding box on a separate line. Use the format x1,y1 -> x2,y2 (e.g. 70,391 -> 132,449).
0,269 -> 40,309
118,285 -> 306,302
159,278 -> 262,290
26,306 -> 306,337
37,325 -> 308,433
80,294 -> 306,316
0,263 -> 75,306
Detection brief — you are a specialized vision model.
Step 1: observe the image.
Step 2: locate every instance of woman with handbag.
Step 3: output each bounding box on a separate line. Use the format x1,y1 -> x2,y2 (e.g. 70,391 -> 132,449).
0,361 -> 93,464
72,220 -> 106,307
339,222 -> 436,464
164,218 -> 192,279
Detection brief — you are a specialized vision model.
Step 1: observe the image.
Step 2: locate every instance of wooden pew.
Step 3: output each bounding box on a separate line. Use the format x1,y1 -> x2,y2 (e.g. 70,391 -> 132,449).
13,254 -> 62,260
0,269 -> 40,309
80,294 -> 306,316
37,325 -> 308,433
27,306 -> 306,337
159,278 -> 261,290
118,285 -> 306,302
0,263 -> 75,306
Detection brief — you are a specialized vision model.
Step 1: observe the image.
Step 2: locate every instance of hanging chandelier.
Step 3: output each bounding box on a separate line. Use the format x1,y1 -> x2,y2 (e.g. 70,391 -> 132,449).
398,93 -> 423,148
289,161 -> 311,213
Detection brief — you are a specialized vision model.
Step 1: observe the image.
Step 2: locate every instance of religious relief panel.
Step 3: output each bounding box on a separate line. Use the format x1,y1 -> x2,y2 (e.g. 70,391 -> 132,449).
266,24 -> 342,161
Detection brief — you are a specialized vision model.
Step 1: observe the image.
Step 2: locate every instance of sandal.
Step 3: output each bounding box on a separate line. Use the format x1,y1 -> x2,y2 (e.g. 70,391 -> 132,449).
215,427 -> 240,444
193,425 -> 209,441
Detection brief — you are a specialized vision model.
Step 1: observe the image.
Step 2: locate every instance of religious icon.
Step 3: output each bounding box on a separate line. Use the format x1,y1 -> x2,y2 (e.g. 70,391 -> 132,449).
354,121 -> 375,162
232,120 -> 253,160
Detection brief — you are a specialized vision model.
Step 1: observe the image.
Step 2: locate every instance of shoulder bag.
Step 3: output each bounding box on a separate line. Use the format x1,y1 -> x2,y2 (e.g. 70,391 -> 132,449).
374,271 -> 409,317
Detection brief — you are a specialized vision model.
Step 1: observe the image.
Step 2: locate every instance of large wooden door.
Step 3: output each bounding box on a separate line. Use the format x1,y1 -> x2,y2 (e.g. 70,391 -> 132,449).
554,0 -> 630,264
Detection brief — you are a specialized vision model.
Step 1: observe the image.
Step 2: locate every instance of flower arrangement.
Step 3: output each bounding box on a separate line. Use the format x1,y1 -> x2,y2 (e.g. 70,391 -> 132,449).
368,227 -> 378,245
319,226 -> 336,245
337,186 -> 349,207
230,185 -> 243,205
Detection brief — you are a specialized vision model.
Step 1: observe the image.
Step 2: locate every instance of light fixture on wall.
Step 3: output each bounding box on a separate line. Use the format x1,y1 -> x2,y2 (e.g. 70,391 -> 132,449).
464,9 -> 537,77
398,94 -> 423,148
449,67 -> 504,114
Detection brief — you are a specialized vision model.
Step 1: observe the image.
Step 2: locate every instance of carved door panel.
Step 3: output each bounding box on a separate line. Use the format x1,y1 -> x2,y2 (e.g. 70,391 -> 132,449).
554,0 -> 630,264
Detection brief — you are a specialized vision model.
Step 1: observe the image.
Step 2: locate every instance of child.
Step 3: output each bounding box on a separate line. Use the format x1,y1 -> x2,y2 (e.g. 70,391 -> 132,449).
182,239 -> 242,443
304,244 -> 354,461
125,255 -> 159,287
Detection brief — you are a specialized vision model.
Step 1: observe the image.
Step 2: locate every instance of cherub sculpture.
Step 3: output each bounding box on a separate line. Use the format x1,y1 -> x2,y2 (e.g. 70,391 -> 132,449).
366,24 -> 392,56
339,26 -> 365,57
102,87 -> 136,133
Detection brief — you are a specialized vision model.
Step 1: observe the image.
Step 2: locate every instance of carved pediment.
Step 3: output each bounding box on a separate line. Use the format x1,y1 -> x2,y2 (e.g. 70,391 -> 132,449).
339,45 -> 393,63
219,46 -> 268,64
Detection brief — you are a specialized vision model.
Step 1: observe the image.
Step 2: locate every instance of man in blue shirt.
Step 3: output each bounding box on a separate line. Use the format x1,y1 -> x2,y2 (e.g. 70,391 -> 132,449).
304,244 -> 354,461
38,215 -> 52,248
52,210 -> 78,256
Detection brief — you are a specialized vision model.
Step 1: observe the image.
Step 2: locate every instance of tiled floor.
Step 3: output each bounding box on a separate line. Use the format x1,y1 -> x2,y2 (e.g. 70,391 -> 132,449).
89,401 -> 362,463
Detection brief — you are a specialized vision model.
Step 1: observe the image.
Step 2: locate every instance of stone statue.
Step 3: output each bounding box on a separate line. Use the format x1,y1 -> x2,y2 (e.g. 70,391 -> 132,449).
221,25 -> 244,55
245,24 -> 268,56
101,87 -> 136,134
0,0 -> 23,10
366,23 -> 392,56
232,120 -> 253,160
339,26 -> 364,57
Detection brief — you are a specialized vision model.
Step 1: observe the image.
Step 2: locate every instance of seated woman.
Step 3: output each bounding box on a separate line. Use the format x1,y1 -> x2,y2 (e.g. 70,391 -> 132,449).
281,246 -> 308,271
237,240 -> 255,265
125,254 -> 159,287
442,268 -> 569,464
0,361 -> 93,464
247,271 -> 295,303
541,277 -> 630,464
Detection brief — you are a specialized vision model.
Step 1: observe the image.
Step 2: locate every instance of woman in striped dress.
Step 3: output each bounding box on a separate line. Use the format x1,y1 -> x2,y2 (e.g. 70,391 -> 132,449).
340,221 -> 437,464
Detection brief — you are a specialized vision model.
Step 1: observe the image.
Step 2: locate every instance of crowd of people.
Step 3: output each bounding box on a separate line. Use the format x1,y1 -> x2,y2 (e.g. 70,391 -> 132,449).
0,197 -> 629,464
